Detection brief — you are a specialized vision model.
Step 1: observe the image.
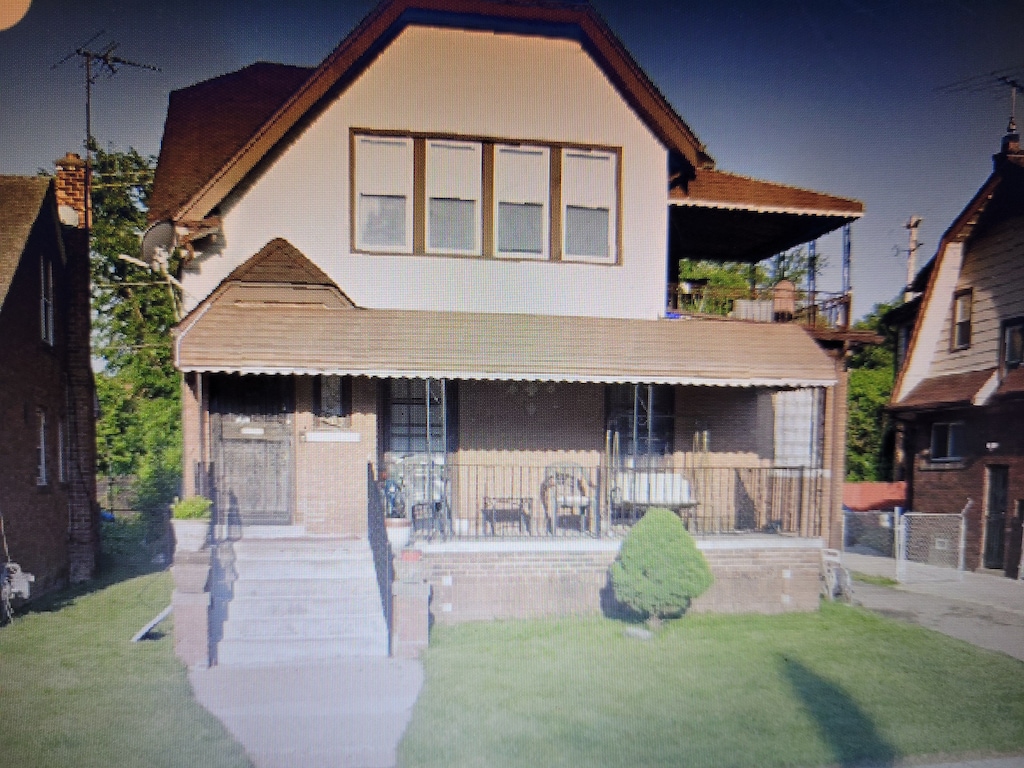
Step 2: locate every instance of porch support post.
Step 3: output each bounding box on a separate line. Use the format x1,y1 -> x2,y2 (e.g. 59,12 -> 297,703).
391,550 -> 431,658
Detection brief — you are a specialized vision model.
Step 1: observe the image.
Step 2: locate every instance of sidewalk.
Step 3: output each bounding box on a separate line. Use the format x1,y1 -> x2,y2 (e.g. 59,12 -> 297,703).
842,552 -> 1024,662
189,656 -> 423,768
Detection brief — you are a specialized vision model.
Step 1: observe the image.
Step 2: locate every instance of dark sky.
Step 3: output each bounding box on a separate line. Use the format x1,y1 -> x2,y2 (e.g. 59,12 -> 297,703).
2,0 -> 1022,317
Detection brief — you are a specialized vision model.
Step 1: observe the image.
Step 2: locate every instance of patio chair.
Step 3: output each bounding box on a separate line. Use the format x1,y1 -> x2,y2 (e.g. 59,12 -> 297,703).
541,466 -> 592,534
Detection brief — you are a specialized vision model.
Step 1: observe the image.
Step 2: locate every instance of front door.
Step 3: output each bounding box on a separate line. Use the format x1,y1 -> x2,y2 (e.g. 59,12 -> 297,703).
983,465 -> 1009,569
210,375 -> 294,526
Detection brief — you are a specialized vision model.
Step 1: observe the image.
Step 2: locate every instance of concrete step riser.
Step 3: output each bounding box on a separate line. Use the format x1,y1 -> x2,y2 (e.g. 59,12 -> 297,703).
223,597 -> 383,620
223,580 -> 382,600
216,637 -> 389,665
229,561 -> 374,579
229,548 -> 375,563
222,617 -> 388,641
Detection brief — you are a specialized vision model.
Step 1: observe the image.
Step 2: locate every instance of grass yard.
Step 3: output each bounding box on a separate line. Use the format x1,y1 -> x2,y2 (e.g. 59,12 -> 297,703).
400,603 -> 1024,768
0,518 -> 250,768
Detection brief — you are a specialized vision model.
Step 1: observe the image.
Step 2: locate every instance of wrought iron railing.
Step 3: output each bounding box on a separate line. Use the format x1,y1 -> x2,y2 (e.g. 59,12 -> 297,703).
667,283 -> 850,331
374,460 -> 826,541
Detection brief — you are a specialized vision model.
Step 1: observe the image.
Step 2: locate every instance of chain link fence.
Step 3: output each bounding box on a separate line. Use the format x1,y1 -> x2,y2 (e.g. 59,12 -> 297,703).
896,512 -> 967,583
842,509 -> 896,557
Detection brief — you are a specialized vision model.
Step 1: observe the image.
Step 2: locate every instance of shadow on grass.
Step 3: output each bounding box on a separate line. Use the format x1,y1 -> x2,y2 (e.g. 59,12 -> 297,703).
14,515 -> 170,618
781,656 -> 899,767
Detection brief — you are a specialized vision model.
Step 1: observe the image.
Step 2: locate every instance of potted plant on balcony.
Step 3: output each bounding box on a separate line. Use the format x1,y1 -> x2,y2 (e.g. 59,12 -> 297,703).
381,471 -> 411,550
170,496 -> 213,552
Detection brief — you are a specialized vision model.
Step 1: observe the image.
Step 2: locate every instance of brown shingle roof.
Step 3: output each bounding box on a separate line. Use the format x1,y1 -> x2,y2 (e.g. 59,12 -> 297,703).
670,168 -> 864,216
996,367 -> 1024,399
893,368 -> 996,411
147,63 -> 314,222
0,176 -> 51,311
150,0 -> 714,223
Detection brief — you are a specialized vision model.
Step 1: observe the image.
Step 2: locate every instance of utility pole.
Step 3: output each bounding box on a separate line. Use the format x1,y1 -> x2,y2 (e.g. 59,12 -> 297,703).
904,216 -> 922,302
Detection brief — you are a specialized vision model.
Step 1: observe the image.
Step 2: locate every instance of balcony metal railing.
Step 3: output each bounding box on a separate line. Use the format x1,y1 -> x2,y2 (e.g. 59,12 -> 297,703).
667,283 -> 850,331
376,460 -> 826,541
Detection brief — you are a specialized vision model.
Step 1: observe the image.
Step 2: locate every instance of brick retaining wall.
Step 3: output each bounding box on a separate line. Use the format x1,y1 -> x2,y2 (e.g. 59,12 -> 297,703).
414,536 -> 823,625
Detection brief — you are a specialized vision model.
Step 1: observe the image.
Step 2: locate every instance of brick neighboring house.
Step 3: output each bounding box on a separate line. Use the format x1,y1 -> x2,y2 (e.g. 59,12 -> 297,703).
0,155 -> 99,594
890,127 -> 1024,577
151,0 -> 870,662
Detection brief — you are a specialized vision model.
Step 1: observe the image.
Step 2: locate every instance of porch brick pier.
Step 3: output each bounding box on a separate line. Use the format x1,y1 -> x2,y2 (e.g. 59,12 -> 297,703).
171,549 -> 212,668
391,551 -> 432,659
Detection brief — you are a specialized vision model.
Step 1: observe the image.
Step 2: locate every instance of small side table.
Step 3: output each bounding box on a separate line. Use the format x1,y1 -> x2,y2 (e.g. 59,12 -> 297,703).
481,497 -> 533,536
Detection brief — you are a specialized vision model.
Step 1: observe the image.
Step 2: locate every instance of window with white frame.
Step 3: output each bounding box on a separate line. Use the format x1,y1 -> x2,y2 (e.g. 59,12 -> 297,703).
40,253 -> 54,345
562,148 -> 616,261
930,421 -> 965,462
494,144 -> 549,258
354,135 -> 414,253
36,408 -> 48,486
951,289 -> 972,350
426,140 -> 482,255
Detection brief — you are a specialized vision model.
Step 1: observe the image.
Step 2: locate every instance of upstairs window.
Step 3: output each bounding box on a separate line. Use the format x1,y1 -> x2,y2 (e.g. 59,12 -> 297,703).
562,148 -> 617,262
1004,319 -> 1024,372
40,253 -> 54,345
36,408 -> 48,486
930,421 -> 965,462
494,145 -> 549,259
951,289 -> 971,350
354,136 -> 414,253
426,140 -> 482,255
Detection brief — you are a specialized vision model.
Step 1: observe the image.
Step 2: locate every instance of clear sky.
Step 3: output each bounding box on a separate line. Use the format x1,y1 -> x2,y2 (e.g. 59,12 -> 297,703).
2,0 -> 1022,319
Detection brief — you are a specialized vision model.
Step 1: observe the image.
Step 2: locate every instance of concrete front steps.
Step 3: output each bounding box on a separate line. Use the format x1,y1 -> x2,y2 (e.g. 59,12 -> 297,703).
212,534 -> 389,666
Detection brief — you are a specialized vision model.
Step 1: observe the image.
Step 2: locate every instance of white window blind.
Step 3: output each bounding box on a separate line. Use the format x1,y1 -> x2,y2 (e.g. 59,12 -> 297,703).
494,145 -> 549,258
562,148 -> 616,261
772,388 -> 822,468
354,136 -> 414,253
426,140 -> 481,254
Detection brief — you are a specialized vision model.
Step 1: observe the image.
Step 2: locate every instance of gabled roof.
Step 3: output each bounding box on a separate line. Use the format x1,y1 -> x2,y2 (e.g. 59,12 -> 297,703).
0,175 -> 51,311
148,63 -> 315,223
891,144 -> 1024,406
893,368 -> 996,412
154,0 -> 713,224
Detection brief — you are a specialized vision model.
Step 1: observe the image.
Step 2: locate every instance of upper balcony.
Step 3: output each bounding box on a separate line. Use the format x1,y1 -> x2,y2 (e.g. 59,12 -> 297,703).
667,281 -> 852,332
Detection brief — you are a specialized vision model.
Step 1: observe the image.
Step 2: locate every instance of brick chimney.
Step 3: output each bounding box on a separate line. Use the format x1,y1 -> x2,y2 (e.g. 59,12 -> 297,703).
55,152 -> 89,228
995,116 -> 1023,170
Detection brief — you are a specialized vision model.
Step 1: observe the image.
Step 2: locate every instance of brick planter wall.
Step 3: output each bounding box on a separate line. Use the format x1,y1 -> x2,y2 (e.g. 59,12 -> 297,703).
413,536 -> 823,626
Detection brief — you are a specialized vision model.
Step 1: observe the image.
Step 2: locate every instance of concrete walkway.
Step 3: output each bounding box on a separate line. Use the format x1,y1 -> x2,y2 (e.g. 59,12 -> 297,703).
189,656 -> 423,768
842,552 -> 1024,662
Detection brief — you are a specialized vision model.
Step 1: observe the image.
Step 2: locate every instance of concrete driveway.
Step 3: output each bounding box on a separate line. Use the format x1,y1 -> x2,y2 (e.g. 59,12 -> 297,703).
842,553 -> 1024,662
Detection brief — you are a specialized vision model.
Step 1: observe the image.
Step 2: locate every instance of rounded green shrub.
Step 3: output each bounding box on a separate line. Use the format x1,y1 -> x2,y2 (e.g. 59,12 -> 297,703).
610,507 -> 713,620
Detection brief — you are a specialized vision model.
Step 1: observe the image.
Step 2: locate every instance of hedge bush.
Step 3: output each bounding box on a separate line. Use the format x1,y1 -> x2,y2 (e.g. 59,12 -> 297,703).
610,507 -> 713,621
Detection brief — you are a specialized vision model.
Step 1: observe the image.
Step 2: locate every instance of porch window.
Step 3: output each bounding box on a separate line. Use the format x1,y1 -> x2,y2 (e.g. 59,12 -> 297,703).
773,388 -> 825,469
36,408 -> 48,486
40,253 -> 54,345
315,375 -> 352,423
386,378 -> 457,455
561,148 -> 616,262
931,421 -> 965,462
494,145 -> 549,258
1003,319 -> 1024,372
951,289 -> 971,350
426,140 -> 482,255
354,135 -> 414,253
606,384 -> 674,461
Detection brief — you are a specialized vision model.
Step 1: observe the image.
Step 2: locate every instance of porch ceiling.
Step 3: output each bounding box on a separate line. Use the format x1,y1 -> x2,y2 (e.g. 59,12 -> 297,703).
175,285 -> 836,388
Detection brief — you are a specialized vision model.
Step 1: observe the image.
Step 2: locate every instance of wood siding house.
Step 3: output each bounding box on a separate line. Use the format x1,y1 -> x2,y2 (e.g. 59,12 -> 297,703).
151,0 -> 866,652
890,128 -> 1024,577
0,158 -> 99,595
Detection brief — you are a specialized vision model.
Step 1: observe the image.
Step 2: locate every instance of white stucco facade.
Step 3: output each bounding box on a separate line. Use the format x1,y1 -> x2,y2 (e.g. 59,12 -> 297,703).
180,26 -> 670,319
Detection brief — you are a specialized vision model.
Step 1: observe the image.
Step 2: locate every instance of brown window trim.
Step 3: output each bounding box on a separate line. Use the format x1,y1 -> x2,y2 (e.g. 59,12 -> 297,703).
950,288 -> 972,352
1001,316 -> 1024,376
349,127 -> 623,266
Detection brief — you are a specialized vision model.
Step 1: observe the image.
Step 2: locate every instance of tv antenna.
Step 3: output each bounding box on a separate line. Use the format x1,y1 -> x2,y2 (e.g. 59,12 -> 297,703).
937,65 -> 1024,134
53,32 -> 160,227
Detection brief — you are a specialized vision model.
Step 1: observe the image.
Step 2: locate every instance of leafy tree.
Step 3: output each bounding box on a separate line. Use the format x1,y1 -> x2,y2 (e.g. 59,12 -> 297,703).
846,298 -> 901,481
89,146 -> 182,513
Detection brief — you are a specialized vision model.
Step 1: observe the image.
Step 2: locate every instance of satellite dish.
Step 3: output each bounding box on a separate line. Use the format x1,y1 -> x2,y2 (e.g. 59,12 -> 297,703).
141,221 -> 175,266
57,204 -> 79,227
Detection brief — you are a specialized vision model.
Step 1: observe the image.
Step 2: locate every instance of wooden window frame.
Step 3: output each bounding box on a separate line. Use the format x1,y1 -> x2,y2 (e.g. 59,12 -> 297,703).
350,128 -> 622,266
930,420 -> 965,463
950,289 -> 972,351
1001,317 -> 1024,374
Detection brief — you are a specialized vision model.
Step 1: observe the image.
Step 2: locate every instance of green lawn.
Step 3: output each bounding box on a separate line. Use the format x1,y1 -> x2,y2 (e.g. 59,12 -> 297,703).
400,604 -> 1024,768
0,531 -> 250,768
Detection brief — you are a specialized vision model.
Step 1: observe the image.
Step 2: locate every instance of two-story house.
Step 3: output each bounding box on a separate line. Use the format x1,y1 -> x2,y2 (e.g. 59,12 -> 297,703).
890,126 -> 1024,577
0,155 -> 99,597
151,0 -> 865,661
